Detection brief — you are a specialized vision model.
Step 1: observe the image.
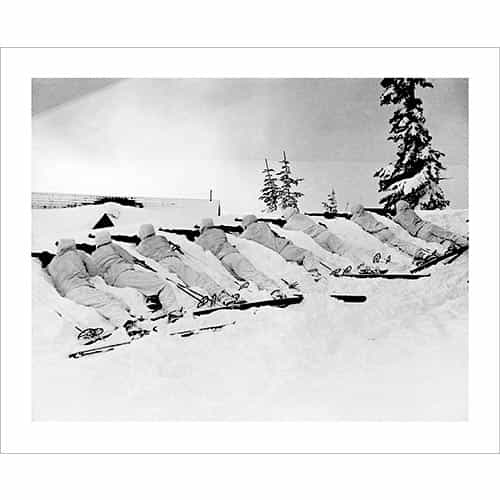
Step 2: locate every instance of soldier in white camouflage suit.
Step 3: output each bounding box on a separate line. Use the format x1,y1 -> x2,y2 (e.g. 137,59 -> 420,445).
351,203 -> 434,264
393,200 -> 468,253
196,218 -> 286,299
92,231 -> 183,322
136,224 -> 238,306
47,238 -> 145,336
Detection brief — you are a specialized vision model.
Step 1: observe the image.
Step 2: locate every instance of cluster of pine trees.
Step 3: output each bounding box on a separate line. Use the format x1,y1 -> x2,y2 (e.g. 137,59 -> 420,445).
259,78 -> 451,213
259,151 -> 304,212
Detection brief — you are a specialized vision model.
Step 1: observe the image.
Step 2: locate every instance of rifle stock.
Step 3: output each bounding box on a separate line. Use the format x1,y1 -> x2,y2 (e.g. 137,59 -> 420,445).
76,243 -> 96,254
364,207 -> 394,217
160,225 -> 243,239
306,207 -> 394,219
250,218 -> 287,227
215,224 -> 243,234
159,228 -> 200,242
305,212 -> 351,219
32,251 -> 55,268
110,234 -> 141,245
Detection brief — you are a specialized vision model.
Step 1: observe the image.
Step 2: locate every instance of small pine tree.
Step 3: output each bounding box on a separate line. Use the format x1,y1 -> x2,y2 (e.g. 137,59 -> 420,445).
258,158 -> 280,212
322,188 -> 338,214
375,78 -> 450,210
276,151 -> 304,210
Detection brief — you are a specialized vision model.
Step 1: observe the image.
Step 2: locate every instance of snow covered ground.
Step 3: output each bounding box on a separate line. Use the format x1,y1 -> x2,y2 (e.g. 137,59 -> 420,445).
32,203 -> 468,421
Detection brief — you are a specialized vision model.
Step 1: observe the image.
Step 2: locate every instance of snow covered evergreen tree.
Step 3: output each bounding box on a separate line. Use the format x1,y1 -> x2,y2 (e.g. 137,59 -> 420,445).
276,151 -> 304,209
322,188 -> 338,214
375,78 -> 450,210
258,158 -> 280,212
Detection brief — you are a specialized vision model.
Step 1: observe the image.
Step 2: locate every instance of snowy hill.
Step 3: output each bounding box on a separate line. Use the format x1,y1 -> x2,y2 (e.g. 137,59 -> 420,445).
32,204 -> 468,421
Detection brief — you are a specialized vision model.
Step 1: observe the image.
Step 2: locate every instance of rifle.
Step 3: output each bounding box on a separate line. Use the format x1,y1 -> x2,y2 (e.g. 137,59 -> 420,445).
305,212 -> 352,220
364,207 -> 395,217
76,242 -> 97,254
32,245 -> 96,266
159,227 -> 200,242
193,224 -> 243,234
306,207 -> 395,219
88,232 -> 141,245
31,251 -> 55,268
234,217 -> 287,228
89,232 -> 184,254
112,234 -> 141,245
159,225 -> 243,240
212,224 -> 243,234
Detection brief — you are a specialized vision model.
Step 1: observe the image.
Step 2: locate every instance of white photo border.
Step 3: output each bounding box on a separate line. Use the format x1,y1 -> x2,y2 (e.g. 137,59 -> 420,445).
1,47 -> 498,453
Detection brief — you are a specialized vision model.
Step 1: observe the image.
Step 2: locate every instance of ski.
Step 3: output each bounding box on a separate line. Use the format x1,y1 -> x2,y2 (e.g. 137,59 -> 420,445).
409,246 -> 468,274
443,247 -> 468,266
150,312 -> 170,322
338,273 -> 430,280
330,294 -> 367,303
192,294 -> 304,317
69,340 -> 132,358
68,321 -> 237,359
169,320 -> 236,337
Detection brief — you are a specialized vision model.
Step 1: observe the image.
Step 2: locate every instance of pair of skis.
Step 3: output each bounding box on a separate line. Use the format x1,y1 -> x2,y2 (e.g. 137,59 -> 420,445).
69,295 -> 308,358
341,245 -> 467,278
330,247 -> 467,279
69,321 -> 237,359
319,259 -> 428,280
409,246 -> 468,274
192,294 -> 304,316
283,277 -> 367,303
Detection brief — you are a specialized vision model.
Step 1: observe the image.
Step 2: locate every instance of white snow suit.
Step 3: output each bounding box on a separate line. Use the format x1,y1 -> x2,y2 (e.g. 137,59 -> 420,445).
241,220 -> 320,274
47,239 -> 131,327
137,233 -> 225,297
283,212 -> 364,267
196,225 -> 279,292
351,204 -> 427,258
393,201 -> 468,248
92,239 -> 179,314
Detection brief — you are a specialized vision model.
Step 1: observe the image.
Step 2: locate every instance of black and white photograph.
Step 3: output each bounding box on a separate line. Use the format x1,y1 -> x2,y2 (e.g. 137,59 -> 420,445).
1,1 -> 500,493
30,76 -> 470,421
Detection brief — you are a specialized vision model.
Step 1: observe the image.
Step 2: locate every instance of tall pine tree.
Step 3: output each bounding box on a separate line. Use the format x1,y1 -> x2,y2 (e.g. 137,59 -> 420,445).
322,188 -> 338,214
276,151 -> 304,209
259,158 -> 280,212
375,78 -> 450,210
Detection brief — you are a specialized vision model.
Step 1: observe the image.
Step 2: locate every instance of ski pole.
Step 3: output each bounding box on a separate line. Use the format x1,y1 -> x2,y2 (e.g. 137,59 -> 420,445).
319,260 -> 334,273
53,308 -> 105,339
163,276 -> 205,299
170,280 -> 204,300
130,253 -> 212,306
177,281 -> 205,299
53,307 -> 84,331
131,255 -> 208,302
163,276 -> 211,307
131,257 -> 202,297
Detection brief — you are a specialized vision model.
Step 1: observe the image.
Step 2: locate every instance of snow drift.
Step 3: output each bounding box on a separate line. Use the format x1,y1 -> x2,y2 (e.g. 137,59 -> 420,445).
32,203 -> 468,421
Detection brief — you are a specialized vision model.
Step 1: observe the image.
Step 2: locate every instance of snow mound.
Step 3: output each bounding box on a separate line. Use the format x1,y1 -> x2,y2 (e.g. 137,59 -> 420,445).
32,206 -> 468,421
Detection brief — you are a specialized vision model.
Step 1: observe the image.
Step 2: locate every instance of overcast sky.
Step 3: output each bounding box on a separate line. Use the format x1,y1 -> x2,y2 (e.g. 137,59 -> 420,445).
32,78 -> 468,213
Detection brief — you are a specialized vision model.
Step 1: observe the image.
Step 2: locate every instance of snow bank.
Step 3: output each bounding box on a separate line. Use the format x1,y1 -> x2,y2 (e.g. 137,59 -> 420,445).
32,205 -> 468,421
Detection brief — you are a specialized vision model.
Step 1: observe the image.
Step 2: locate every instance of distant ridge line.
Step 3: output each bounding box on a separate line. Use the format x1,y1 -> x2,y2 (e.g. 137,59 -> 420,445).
32,191 -> 221,215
